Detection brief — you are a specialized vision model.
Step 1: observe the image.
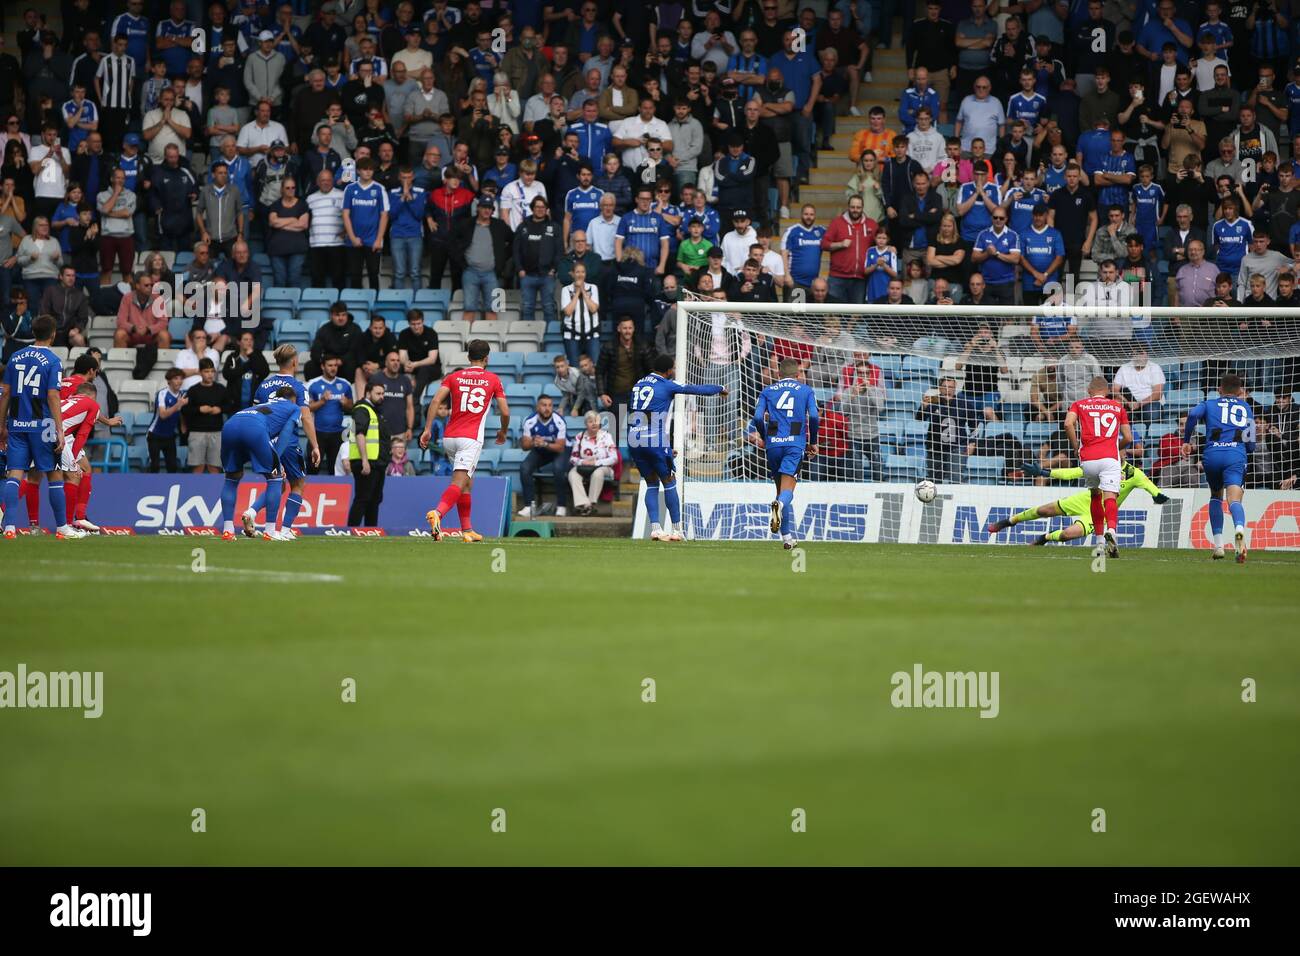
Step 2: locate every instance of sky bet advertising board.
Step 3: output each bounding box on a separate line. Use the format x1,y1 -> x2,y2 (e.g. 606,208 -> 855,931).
27,476 -> 510,537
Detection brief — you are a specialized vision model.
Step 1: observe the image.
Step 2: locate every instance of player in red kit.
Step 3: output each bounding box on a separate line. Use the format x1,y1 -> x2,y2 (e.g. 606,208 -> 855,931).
418,339 -> 511,542
58,384 -> 103,529
1064,375 -> 1133,558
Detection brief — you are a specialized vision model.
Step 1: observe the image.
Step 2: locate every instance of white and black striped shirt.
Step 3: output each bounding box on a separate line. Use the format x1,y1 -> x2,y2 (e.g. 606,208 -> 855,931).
95,52 -> 136,110
560,282 -> 600,339
306,188 -> 344,247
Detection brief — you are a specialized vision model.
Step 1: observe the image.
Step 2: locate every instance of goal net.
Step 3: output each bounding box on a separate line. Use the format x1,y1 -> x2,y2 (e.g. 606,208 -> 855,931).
644,299 -> 1300,548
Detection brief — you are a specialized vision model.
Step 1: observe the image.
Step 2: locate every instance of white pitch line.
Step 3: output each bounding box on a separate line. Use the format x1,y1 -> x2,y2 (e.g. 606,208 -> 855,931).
23,558 -> 343,583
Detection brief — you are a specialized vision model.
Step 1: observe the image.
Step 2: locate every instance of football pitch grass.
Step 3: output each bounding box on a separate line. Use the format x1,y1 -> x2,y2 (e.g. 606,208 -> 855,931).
1,537 -> 1297,866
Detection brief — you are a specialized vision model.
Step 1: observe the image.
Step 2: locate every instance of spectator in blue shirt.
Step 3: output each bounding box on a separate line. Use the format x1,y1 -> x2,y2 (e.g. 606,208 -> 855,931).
341,157 -> 390,289
388,167 -> 428,291
1136,0 -> 1195,66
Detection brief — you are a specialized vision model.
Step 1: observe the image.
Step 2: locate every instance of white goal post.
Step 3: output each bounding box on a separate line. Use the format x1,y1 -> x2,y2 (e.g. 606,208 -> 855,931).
628,301 -> 1300,548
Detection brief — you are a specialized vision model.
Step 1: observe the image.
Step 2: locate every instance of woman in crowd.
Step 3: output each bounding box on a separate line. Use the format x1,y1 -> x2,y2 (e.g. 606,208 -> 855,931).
267,176 -> 310,289
16,216 -> 61,304
489,72 -> 521,135
845,150 -> 884,224
1,140 -> 34,226
926,211 -> 969,302
567,411 -> 618,516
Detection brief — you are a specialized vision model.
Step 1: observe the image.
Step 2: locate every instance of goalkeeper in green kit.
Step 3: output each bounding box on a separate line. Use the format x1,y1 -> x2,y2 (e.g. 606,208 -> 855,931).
986,462 -> 1171,545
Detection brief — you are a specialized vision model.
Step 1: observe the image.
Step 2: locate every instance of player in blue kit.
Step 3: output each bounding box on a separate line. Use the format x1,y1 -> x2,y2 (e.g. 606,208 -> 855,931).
0,315 -> 82,539
219,389 -> 303,541
242,345 -> 320,539
748,357 -> 819,550
628,355 -> 727,542
1184,373 -> 1256,562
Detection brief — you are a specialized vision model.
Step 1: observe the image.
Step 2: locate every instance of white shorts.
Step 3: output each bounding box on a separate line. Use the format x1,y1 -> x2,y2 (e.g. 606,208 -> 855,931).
60,443 -> 80,472
443,436 -> 484,475
1081,457 -> 1122,493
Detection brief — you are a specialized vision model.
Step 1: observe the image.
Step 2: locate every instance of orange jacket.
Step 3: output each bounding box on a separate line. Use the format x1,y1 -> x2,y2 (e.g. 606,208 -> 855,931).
849,127 -> 897,164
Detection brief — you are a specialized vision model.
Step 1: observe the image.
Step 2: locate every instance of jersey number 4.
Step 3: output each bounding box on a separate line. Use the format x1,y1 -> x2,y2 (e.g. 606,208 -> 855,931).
1088,410 -> 1118,438
459,386 -> 488,414
776,390 -> 795,417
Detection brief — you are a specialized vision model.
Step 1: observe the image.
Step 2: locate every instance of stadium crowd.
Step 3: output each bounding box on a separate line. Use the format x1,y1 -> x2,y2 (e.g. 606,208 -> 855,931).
0,0 -> 1297,501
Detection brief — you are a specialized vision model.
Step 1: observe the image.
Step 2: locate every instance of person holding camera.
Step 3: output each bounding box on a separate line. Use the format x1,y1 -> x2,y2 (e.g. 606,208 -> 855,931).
1160,97 -> 1206,171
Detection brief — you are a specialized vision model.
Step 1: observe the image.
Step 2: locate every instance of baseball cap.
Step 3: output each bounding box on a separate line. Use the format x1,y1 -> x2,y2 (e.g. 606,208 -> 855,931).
271,139 -> 287,149
521,133 -> 540,146
258,30 -> 275,42
476,196 -> 494,208
495,146 -> 510,156
688,216 -> 704,226
123,132 -> 141,146
731,208 -> 750,220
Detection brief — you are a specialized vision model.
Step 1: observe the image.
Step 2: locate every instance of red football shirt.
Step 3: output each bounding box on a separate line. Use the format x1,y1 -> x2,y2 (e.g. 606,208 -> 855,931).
60,393 -> 101,459
1069,396 -> 1128,461
59,373 -> 87,401
442,366 -> 505,442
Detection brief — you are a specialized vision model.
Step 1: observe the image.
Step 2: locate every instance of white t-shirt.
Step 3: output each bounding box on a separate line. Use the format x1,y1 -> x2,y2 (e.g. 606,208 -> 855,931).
236,119 -> 289,168
177,346 -> 221,390
499,178 -> 547,230
612,115 -> 672,171
1113,361 -> 1166,403
720,226 -> 757,276
307,188 -> 345,246
29,144 -> 71,199
142,108 -> 192,163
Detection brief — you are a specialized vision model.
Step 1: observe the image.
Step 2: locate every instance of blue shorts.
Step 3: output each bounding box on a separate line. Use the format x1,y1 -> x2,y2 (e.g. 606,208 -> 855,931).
1203,451 -> 1246,493
5,431 -> 57,472
630,446 -> 675,483
767,443 -> 805,478
277,444 -> 305,480
221,419 -> 279,475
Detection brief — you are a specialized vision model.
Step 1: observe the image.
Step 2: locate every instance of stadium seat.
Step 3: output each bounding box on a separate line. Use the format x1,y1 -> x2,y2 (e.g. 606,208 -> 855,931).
300,288 -> 336,306
563,415 -> 585,436
982,421 -> 1024,442
965,455 -> 1006,484
434,319 -> 471,346
83,437 -> 130,473
297,308 -> 329,329
884,453 -> 925,482
377,289 -> 414,307
899,355 -> 940,383
441,346 -> 468,369
540,383 -> 563,403
505,320 -> 546,351
505,382 -> 542,406
263,287 -> 300,307
103,348 -> 136,374
1025,422 -> 1058,447
493,352 -> 524,381
168,317 -> 192,342
885,384 -> 926,416
171,251 -> 191,270
1165,388 -> 1204,413
412,288 -> 450,309
275,317 -> 316,349
341,289 -> 377,309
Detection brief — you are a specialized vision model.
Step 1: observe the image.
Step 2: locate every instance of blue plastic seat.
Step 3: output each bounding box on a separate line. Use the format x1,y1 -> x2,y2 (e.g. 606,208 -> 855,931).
377,289 -> 413,307
168,317 -> 192,342
263,287 -> 301,306
1025,422 -> 1058,447
982,421 -> 1024,442
884,453 -> 925,482
505,382 -> 542,405
413,288 -> 451,308
300,288 -> 337,306
341,289 -> 376,308
965,455 -> 1006,484
492,352 -> 524,381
